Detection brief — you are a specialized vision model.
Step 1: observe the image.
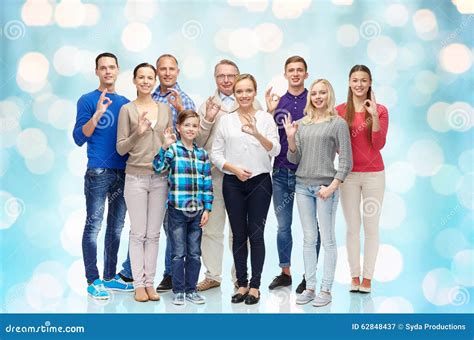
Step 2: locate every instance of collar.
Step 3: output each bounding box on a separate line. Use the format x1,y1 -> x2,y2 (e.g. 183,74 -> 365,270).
176,139 -> 198,151
284,88 -> 308,100
218,91 -> 235,101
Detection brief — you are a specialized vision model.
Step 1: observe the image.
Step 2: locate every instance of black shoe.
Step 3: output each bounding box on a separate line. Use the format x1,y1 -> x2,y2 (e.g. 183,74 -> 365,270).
231,291 -> 249,304
296,275 -> 306,294
156,274 -> 172,292
268,273 -> 292,290
245,291 -> 260,305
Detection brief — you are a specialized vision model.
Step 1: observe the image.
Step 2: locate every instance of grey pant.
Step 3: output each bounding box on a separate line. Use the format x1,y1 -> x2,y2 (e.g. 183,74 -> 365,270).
124,174 -> 168,288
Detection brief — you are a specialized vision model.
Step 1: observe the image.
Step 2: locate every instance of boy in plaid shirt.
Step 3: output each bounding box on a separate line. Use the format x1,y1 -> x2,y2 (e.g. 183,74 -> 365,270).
153,110 -> 213,305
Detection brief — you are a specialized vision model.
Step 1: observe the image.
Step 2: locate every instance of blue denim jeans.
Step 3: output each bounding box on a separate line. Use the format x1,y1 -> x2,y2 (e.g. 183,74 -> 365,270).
295,182 -> 339,292
168,205 -> 203,293
272,167 -> 321,268
119,210 -> 171,280
82,168 -> 126,284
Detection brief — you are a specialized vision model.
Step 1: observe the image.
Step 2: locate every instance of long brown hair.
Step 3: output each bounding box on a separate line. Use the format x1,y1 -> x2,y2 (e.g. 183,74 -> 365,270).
345,64 -> 373,142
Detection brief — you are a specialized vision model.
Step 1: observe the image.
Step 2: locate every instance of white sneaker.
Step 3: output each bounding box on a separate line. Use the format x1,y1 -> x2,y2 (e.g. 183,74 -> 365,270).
296,289 -> 315,305
313,291 -> 332,307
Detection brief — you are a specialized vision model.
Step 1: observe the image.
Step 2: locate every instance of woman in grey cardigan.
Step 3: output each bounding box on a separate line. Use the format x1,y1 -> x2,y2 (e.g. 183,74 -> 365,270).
284,79 -> 352,307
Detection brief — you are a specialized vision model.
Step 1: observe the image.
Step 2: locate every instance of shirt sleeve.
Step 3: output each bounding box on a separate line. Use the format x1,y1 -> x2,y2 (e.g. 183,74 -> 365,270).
202,151 -> 214,212
153,145 -> 174,174
210,118 -> 227,171
372,104 -> 389,151
265,114 -> 281,157
196,101 -> 213,148
335,119 -> 353,182
72,96 -> 93,147
182,93 -> 196,111
116,105 -> 140,156
287,125 -> 302,164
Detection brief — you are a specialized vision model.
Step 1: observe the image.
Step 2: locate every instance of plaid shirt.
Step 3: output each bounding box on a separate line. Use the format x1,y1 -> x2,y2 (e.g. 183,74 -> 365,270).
153,140 -> 213,212
152,83 -> 196,128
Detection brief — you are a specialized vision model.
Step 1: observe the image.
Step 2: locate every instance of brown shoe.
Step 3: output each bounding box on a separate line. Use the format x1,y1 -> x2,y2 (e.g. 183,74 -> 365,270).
197,278 -> 221,291
146,286 -> 160,301
134,287 -> 149,302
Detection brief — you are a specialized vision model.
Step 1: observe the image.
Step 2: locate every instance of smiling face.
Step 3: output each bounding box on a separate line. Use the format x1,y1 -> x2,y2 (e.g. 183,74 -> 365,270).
177,116 -> 200,144
349,70 -> 372,99
95,56 -> 119,88
215,63 -> 239,96
310,81 -> 329,110
133,66 -> 156,96
234,78 -> 256,109
284,61 -> 308,88
156,56 -> 179,89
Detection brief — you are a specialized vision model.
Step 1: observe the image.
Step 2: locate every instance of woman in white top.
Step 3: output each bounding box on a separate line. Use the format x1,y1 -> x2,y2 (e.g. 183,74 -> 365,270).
211,74 -> 280,305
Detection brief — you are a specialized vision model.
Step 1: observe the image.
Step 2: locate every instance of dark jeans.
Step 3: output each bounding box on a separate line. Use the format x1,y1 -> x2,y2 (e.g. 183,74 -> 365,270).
120,211 -> 171,280
272,167 -> 321,268
223,173 -> 272,289
168,205 -> 203,293
82,168 -> 126,284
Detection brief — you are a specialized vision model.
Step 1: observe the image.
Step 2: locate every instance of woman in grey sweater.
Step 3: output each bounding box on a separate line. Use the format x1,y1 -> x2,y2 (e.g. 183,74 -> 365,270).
284,79 -> 352,307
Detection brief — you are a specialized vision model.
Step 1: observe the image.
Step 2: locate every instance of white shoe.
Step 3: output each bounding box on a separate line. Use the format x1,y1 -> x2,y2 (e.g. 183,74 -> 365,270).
349,283 -> 360,292
359,285 -> 371,293
313,291 -> 332,307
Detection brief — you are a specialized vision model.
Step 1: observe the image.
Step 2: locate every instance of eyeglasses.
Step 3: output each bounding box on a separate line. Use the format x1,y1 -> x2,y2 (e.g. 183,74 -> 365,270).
215,74 -> 237,81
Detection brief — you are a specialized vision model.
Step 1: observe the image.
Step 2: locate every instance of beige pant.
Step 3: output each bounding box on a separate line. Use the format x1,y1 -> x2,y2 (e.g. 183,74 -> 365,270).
200,170 -> 242,283
124,174 -> 168,288
340,171 -> 385,280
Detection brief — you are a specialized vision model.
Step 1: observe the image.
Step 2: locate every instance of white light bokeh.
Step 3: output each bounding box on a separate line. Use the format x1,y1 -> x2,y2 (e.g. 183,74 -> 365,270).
384,4 -> 409,27
396,43 -> 425,70
435,228 -> 469,259
214,29 -> 232,53
458,149 -> 474,173
439,43 -> 472,74
373,244 -> 403,282
21,0 -> 54,26
331,0 -> 353,5
228,0 -> 269,12
430,164 -> 462,195
115,70 -> 136,102
367,36 -> 398,65
380,192 -> 406,229
182,55 -> 206,79
452,0 -> 474,14
0,100 -> 22,148
457,172 -> 474,210
376,85 -> 397,108
228,28 -> 259,59
124,0 -> 156,22
61,209 -> 86,256
17,52 -> 49,86
451,249 -> 474,286
407,139 -> 444,176
26,273 -> 64,311
33,93 -> 59,123
53,45 -> 82,77
82,4 -> 100,26
422,268 -> 462,305
121,22 -> 152,52
377,297 -> 414,313
446,101 -> 473,132
67,259 -> 87,296
254,23 -> 284,53
4,283 -> 29,312
67,147 -> 88,177
412,9 -> 438,40
337,24 -> 359,47
272,0 -> 311,19
55,0 -> 85,28
1,191 -> 24,230
25,146 -> 55,174
265,74 -> 288,98
414,70 -> 439,94
16,128 -> 48,159
385,161 -> 416,193
48,98 -> 76,130
427,101 -> 450,132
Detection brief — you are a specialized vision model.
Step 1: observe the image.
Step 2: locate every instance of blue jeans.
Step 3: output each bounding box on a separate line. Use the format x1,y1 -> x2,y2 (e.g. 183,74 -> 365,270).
272,167 -> 321,268
119,211 -> 171,280
168,206 -> 203,293
82,168 -> 126,284
295,182 -> 339,292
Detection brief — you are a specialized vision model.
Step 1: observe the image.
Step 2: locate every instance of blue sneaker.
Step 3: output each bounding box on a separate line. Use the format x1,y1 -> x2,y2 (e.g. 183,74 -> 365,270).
172,292 -> 186,305
87,279 -> 110,300
186,291 -> 206,305
103,275 -> 134,292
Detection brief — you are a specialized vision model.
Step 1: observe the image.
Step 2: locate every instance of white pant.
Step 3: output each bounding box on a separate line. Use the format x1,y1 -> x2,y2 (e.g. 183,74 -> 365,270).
340,171 -> 385,280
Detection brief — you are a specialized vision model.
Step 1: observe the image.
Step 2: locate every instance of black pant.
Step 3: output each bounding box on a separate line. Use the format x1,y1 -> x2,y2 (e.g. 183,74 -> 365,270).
223,173 -> 272,289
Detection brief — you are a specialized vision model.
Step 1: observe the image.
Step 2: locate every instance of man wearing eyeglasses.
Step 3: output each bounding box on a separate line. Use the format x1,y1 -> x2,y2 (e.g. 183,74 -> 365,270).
195,59 -> 262,291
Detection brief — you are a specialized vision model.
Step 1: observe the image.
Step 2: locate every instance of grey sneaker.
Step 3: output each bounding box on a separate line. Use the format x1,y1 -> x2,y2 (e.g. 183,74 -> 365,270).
296,289 -> 315,305
172,292 -> 185,305
313,291 -> 332,307
185,291 -> 206,305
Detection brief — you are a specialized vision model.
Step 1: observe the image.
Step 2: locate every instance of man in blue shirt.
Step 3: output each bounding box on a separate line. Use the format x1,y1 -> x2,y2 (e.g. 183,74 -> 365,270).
118,54 -> 196,292
265,56 -> 321,293
72,52 -> 133,299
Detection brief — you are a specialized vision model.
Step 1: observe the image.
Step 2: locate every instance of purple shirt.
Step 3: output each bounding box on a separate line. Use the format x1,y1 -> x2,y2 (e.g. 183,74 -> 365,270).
273,88 -> 307,170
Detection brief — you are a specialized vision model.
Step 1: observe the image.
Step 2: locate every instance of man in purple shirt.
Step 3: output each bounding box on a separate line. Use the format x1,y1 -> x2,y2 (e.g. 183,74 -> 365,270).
265,56 -> 321,293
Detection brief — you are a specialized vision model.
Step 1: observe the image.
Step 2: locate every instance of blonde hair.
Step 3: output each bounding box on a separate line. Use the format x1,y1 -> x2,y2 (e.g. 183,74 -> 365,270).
302,79 -> 337,125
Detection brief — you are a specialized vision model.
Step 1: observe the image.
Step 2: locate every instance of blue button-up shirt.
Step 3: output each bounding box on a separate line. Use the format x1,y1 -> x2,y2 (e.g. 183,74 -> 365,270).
152,83 -> 196,128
